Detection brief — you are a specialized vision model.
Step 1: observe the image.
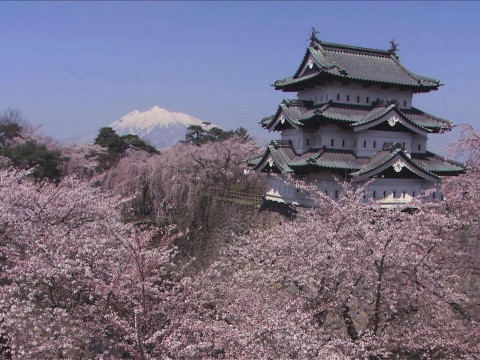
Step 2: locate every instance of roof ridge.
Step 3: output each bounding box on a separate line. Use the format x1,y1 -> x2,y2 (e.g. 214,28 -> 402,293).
321,41 -> 392,56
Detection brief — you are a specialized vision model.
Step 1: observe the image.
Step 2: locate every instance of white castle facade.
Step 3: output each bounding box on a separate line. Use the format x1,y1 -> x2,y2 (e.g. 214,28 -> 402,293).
249,31 -> 464,206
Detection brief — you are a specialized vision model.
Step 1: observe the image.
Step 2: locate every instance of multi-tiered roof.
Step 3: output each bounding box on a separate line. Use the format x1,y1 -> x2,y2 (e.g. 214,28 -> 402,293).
250,31 -> 464,203
249,141 -> 464,179
261,99 -> 451,133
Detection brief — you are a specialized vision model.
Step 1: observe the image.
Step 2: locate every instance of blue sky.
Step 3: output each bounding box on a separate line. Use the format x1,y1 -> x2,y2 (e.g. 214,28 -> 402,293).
1,1 -> 479,150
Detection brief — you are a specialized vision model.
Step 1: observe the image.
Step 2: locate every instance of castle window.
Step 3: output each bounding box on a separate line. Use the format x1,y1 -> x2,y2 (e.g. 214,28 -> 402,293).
402,142 -> 405,148
363,140 -> 367,148
347,95 -> 350,102
337,94 -> 340,101
432,192 -> 436,199
373,141 -> 376,148
342,139 -> 345,147
366,97 -> 370,104
373,191 -> 376,199
418,143 -> 421,151
404,100 -> 407,107
331,139 -> 334,146
325,190 -> 328,196
306,138 -> 310,146
335,190 -> 338,198
403,191 -> 406,198
357,96 -> 360,103
383,191 -> 387,198
393,191 -> 397,198
413,191 -> 416,197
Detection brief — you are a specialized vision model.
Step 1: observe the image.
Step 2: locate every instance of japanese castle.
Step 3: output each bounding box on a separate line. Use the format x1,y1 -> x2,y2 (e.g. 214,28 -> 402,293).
249,30 -> 465,206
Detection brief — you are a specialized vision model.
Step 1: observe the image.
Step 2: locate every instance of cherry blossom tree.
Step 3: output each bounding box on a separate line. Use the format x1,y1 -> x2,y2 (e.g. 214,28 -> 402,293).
170,181 -> 479,359
2,124 -> 478,359
0,168 -> 184,359
448,125 -> 480,168
99,136 -> 263,224
60,143 -> 106,180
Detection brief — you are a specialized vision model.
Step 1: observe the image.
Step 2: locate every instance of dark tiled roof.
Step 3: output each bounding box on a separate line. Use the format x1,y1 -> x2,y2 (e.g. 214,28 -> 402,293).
411,152 -> 466,175
262,100 -> 451,133
403,108 -> 452,130
274,41 -> 440,92
351,148 -> 403,177
290,148 -> 368,170
252,141 -> 295,173
352,104 -> 397,125
246,153 -> 263,167
260,115 -> 274,127
250,141 -> 465,178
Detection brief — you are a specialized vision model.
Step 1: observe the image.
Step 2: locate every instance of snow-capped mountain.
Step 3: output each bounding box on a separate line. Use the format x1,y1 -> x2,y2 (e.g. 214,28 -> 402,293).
109,106 -> 217,148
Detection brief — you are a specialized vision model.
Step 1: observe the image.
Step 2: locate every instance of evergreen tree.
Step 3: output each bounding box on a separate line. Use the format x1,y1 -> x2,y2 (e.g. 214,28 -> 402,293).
0,109 -> 25,147
182,125 -> 250,145
0,140 -> 64,182
94,127 -> 126,155
93,127 -> 157,171
121,134 -> 157,154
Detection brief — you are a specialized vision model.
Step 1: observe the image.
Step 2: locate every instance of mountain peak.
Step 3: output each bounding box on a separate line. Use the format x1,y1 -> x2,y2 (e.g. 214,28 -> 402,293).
109,106 -> 218,148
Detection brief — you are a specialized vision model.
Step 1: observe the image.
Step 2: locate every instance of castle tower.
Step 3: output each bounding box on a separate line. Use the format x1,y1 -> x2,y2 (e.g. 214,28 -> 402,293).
249,30 -> 465,206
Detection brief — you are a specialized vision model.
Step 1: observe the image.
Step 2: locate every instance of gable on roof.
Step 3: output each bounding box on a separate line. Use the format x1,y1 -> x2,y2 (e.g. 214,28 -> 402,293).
274,41 -> 441,92
253,143 -> 295,173
262,99 -> 451,133
296,54 -> 322,79
352,105 -> 429,136
352,148 -> 440,183
264,102 -> 303,131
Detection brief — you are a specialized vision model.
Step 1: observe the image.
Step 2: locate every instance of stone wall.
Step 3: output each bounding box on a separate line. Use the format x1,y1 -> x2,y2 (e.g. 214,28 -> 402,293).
174,196 -> 294,273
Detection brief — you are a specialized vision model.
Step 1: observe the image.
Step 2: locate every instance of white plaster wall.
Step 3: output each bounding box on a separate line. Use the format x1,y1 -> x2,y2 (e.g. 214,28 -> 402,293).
281,128 -> 326,154
316,125 -> 355,150
412,134 -> 427,153
355,130 -> 413,156
281,126 -> 426,157
297,81 -> 414,109
308,173 -> 344,199
301,130 -> 316,153
265,173 -> 343,206
265,174 -> 307,205
281,129 -> 301,153
265,173 -> 441,207
364,178 -> 440,204
365,178 -> 423,203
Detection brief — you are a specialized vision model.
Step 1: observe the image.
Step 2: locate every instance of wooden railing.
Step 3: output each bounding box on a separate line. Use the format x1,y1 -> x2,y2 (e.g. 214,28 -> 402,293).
201,187 -> 263,206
